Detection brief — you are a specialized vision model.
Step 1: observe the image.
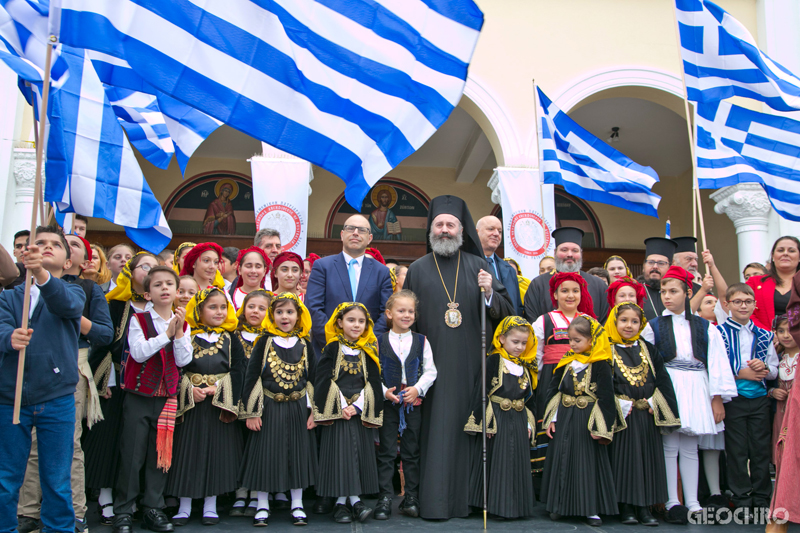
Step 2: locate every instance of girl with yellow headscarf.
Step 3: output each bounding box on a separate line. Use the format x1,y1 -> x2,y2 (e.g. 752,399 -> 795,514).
463,316 -> 538,519
314,302 -> 383,523
238,292 -> 317,525
168,286 -> 246,525
604,302 -> 680,525
539,315 -> 624,526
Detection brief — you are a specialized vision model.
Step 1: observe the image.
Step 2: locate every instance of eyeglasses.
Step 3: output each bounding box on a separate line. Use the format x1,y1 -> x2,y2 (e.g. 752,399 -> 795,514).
645,260 -> 670,268
134,264 -> 153,272
343,225 -> 370,235
728,299 -> 755,307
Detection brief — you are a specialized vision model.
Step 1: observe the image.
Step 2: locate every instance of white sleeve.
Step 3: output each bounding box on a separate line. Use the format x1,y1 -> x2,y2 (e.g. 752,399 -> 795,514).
706,325 -> 738,402
766,342 -> 780,381
128,316 -> 171,363
353,390 -> 365,412
534,316 -> 545,369
714,299 -> 729,325
618,399 -> 633,418
172,323 -> 193,367
642,323 -> 655,344
415,338 -> 437,396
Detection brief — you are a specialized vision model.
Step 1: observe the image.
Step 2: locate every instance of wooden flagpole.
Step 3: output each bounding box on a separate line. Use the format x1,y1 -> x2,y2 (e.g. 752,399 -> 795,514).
671,3 -> 708,254
13,41 -> 55,425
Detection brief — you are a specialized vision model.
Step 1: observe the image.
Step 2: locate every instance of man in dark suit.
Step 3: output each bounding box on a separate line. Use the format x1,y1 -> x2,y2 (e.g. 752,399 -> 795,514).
476,215 -> 523,317
306,214 -> 394,357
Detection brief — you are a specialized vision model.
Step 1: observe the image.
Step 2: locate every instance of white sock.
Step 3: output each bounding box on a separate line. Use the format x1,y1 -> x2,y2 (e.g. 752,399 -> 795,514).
256,492 -> 270,517
349,495 -> 360,505
250,490 -> 258,500
703,450 -> 722,495
666,433 -> 702,512
174,497 -> 192,519
588,515 -> 600,520
275,492 -> 288,502
290,489 -> 304,516
336,497 -> 347,505
99,488 -> 114,517
203,496 -> 217,518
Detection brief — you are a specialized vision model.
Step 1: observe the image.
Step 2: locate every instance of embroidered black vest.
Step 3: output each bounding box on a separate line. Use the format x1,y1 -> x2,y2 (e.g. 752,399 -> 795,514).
651,314 -> 709,368
379,332 -> 425,392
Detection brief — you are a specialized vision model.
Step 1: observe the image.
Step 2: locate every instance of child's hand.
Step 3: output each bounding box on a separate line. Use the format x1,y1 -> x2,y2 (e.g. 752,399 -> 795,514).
307,412 -> 316,430
173,308 -> 186,338
342,405 -> 357,420
165,316 -> 177,338
204,385 -> 217,397
772,388 -> 789,401
246,417 -> 262,431
701,273 -> 714,292
101,387 -> 112,399
403,387 -> 419,404
747,359 -> 766,372
22,244 -> 43,275
528,428 -> 532,439
546,422 -> 556,439
10,328 -> 33,350
711,396 -> 725,423
738,367 -> 768,381
192,386 -> 207,403
592,436 -> 611,445
702,250 -> 716,268
385,386 -> 400,403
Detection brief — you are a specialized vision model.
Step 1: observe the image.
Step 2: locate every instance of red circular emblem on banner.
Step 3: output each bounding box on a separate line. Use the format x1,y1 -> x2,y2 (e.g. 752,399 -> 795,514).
256,204 -> 302,251
509,212 -> 551,257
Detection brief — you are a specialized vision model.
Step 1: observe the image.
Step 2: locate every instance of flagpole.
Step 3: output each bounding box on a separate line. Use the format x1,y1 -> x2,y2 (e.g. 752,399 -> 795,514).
13,41 -> 54,425
671,3 -> 708,253
533,80 -> 547,221
29,100 -> 45,225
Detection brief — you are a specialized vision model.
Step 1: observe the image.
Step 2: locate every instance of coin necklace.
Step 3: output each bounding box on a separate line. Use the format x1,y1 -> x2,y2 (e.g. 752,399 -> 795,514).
612,345 -> 649,387
433,250 -> 462,328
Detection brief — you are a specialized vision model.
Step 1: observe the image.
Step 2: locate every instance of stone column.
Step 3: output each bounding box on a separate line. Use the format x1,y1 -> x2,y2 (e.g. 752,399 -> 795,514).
710,183 -> 772,280
12,147 -> 39,231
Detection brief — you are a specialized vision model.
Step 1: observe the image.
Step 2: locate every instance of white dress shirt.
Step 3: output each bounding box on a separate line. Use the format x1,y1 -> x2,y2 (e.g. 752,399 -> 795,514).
241,330 -> 260,344
27,272 -> 51,318
127,306 -> 192,367
726,319 -> 779,380
380,330 -> 437,397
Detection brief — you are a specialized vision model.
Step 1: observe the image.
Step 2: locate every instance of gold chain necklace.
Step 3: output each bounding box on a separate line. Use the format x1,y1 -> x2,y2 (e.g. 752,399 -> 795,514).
571,365 -> 589,394
612,345 -> 650,387
268,346 -> 305,390
433,250 -> 462,328
237,332 -> 255,360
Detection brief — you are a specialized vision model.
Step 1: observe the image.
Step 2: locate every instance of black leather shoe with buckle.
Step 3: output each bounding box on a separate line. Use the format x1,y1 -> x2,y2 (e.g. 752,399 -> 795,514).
373,497 -> 392,520
142,509 -> 174,532
112,514 -> 133,533
399,496 -> 420,518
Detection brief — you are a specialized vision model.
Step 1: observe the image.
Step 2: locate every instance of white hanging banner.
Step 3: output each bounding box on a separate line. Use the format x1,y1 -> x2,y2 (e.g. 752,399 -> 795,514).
496,167 -> 556,280
250,146 -> 312,257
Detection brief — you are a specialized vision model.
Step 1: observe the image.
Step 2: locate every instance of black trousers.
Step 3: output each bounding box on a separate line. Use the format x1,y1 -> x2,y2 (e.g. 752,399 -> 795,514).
723,395 -> 772,508
114,394 -> 169,515
377,400 -> 422,499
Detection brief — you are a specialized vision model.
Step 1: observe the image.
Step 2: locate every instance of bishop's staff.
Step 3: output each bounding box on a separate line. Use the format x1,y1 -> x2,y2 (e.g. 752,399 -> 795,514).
480,284 -> 487,530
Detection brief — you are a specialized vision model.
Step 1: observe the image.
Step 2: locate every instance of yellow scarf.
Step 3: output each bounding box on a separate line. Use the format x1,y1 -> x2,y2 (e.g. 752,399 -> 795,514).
555,316 -> 612,369
323,302 -> 380,371
605,302 -> 647,345
264,292 -> 312,339
106,252 -> 150,303
185,287 -> 237,335
389,267 -> 397,292
172,242 -> 196,276
491,316 -> 538,389
517,275 -> 530,304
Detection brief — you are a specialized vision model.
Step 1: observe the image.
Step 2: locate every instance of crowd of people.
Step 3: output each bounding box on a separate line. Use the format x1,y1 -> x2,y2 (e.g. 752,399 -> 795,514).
0,198 -> 798,533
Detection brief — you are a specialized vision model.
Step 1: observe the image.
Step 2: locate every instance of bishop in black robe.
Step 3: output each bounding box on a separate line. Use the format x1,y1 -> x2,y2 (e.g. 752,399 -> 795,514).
404,196 -> 515,519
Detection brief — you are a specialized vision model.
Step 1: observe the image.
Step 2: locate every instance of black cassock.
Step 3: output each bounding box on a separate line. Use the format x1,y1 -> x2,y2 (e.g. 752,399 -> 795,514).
405,251 -> 514,519
523,270 -> 610,324
643,281 -> 664,322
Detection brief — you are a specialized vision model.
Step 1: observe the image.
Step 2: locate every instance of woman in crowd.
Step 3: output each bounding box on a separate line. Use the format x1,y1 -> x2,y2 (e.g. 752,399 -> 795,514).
173,242 -> 196,276
82,244 -> 112,286
604,255 -> 632,284
180,242 -> 226,291
748,236 -> 800,330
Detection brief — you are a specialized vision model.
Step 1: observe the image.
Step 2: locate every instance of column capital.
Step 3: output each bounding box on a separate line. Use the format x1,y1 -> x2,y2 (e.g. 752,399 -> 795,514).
13,148 -> 37,192
710,183 -> 771,227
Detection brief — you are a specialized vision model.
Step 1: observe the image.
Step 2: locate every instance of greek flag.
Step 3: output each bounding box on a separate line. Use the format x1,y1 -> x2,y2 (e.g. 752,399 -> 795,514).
676,0 -> 800,112
105,86 -> 175,170
696,100 -> 800,221
56,0 -> 484,209
537,87 -> 661,217
46,45 -> 172,252
0,0 -> 69,86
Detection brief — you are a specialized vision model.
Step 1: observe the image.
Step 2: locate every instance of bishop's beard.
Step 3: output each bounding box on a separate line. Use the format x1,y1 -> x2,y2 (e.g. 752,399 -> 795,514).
430,230 -> 463,257
555,257 -> 583,273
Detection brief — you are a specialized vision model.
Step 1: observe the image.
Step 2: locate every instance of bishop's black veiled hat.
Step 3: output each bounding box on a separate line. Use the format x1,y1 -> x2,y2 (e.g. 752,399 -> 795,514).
426,195 -> 483,257
644,237 -> 678,261
552,227 -> 585,248
673,236 -> 697,254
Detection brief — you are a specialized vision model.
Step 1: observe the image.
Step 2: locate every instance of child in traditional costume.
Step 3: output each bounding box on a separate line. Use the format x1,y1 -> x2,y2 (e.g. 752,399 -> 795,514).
541,316 -> 623,527
179,243 -> 226,291
531,273 -> 595,483
85,252 -> 159,526
230,247 -> 270,310
606,303 -> 680,526
771,315 -> 797,462
238,292 -> 317,526
167,287 -> 246,526
176,276 -> 199,310
464,316 -> 537,519
314,303 -> 383,524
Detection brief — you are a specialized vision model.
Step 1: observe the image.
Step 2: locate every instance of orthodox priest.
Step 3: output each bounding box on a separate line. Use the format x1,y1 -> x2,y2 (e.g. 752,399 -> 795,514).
404,195 -> 515,520
523,227 -> 610,323
641,237 -> 678,321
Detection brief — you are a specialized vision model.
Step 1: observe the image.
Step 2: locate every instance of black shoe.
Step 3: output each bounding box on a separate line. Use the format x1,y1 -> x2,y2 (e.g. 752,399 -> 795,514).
142,509 -> 174,532
313,497 -> 335,515
664,505 -> 690,525
75,516 -> 88,533
549,513 -> 562,521
200,515 -> 219,526
620,503 -> 638,525
274,495 -> 290,510
99,504 -> 115,526
112,514 -> 133,533
291,507 -> 307,526
706,494 -> 729,509
171,516 -> 189,527
229,499 -> 247,517
636,506 -> 659,527
18,516 -> 39,533
243,502 -> 258,518
351,501 -> 372,523
253,509 -> 269,527
585,516 -> 603,527
332,504 -> 352,524
373,497 -> 392,520
399,496 -> 420,518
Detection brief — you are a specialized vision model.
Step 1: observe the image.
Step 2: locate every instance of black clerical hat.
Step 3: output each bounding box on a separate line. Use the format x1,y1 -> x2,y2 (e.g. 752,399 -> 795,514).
644,237 -> 678,261
673,236 -> 697,254
426,195 -> 482,257
553,227 -> 584,248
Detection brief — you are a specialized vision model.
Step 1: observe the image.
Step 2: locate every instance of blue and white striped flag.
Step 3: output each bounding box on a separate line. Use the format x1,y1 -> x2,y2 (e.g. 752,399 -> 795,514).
536,87 -> 661,217
696,100 -> 800,221
57,0 -> 484,209
105,86 -> 175,170
45,45 -> 172,252
676,0 -> 800,112
0,0 -> 69,87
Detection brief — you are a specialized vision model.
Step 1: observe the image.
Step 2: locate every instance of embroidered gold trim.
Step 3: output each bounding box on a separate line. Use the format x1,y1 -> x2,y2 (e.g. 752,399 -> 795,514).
185,372 -> 226,387
561,394 -> 595,409
176,375 -> 195,417
651,388 -> 681,428
94,353 -> 112,391
526,407 -> 536,445
490,395 -> 525,412
264,387 -> 306,402
617,395 -> 651,411
542,392 -> 561,428
211,373 -> 237,417
239,379 -> 264,419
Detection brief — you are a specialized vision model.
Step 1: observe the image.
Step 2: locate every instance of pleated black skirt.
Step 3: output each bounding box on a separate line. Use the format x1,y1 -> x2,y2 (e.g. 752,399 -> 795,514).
239,398 -> 317,492
532,363 -> 556,477
610,408 -> 668,506
316,416 -> 378,497
540,404 -> 618,517
469,406 -> 536,518
82,388 -> 125,489
166,399 -> 243,498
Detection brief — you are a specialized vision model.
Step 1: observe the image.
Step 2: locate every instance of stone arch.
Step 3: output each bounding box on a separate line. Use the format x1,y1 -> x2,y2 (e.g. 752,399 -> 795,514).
460,75 -> 523,167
